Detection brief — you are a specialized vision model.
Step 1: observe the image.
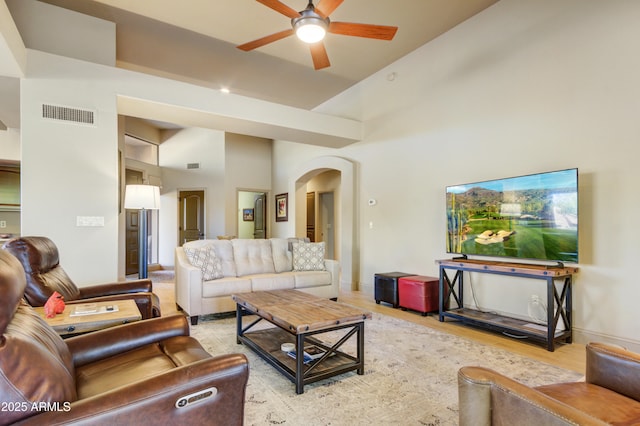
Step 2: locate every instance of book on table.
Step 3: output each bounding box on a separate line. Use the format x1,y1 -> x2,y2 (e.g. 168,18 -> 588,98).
69,303 -> 119,317
286,345 -> 326,364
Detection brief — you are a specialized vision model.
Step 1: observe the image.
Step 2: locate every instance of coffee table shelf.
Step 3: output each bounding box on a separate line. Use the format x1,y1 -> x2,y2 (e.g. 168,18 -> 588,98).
239,326 -> 362,387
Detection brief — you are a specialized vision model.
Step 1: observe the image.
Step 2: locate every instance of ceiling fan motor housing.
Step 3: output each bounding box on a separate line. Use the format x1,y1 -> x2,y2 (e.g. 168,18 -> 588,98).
292,7 -> 330,43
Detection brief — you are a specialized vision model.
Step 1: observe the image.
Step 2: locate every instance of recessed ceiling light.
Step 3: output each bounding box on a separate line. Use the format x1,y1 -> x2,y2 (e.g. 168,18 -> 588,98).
220,88 -> 230,94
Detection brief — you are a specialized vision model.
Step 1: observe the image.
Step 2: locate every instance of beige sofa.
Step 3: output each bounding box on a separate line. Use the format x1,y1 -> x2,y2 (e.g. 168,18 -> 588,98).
175,238 -> 340,324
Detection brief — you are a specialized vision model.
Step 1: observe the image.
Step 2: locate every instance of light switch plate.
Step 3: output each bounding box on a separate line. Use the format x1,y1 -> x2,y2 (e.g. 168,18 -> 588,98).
76,216 -> 105,227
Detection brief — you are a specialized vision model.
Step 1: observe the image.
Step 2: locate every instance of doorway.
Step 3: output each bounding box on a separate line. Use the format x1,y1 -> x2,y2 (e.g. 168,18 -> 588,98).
306,192 -> 315,241
293,156 -> 356,291
320,191 -> 335,259
238,190 -> 267,239
179,190 -> 205,244
125,170 -> 143,275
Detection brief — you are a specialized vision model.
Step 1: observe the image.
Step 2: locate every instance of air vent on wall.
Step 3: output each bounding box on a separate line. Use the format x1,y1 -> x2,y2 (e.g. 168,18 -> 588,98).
42,104 -> 96,126
186,163 -> 200,170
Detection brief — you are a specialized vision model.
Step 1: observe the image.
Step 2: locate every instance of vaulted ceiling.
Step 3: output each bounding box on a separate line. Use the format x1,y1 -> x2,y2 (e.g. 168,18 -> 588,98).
38,0 -> 498,110
0,0 -> 498,131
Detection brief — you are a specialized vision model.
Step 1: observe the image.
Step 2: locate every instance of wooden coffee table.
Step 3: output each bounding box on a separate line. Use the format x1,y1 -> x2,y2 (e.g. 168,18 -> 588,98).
232,289 -> 372,394
34,299 -> 142,337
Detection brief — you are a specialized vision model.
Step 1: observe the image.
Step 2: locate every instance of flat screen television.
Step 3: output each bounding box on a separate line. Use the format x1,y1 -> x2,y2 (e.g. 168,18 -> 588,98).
446,168 -> 578,264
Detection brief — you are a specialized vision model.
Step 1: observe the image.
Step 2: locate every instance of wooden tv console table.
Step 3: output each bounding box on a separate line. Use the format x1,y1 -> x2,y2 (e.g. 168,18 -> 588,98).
436,259 -> 578,352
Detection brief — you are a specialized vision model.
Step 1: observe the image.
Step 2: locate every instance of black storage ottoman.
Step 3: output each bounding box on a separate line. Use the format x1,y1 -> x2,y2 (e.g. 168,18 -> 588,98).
374,272 -> 413,308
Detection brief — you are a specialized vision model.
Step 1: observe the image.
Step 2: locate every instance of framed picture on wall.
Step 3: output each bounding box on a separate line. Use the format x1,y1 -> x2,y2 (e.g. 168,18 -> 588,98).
243,208 -> 254,221
275,193 -> 288,222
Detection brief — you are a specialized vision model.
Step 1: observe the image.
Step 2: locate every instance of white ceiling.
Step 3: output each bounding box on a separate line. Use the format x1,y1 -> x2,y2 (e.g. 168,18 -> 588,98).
0,0 -> 498,131
37,0 -> 498,110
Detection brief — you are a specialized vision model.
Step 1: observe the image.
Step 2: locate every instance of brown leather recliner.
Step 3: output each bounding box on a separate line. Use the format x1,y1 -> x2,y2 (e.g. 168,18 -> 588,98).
2,236 -> 161,319
458,342 -> 640,425
0,249 -> 249,425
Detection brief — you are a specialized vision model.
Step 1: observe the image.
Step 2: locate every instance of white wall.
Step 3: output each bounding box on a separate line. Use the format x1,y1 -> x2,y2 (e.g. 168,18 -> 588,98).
273,0 -> 640,350
224,133 -> 272,237
20,61 -> 120,284
275,153 -> 358,290
158,127 -> 226,266
271,142 -> 334,239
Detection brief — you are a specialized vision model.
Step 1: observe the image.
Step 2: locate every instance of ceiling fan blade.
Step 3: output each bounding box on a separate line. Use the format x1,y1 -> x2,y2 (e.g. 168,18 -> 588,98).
315,0 -> 344,18
309,42 -> 330,70
237,29 -> 294,51
257,0 -> 301,19
329,22 -> 398,40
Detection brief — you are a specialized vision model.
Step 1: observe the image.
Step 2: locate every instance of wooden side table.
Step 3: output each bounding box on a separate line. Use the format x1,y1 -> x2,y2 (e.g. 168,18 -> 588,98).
34,299 -> 142,337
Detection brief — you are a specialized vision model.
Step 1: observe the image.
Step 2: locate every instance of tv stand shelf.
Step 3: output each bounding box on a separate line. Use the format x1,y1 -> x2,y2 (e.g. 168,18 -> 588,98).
436,259 -> 578,351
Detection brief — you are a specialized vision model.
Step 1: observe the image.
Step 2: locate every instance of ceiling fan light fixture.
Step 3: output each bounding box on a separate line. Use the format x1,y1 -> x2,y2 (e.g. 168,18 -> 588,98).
239,0 -> 398,70
295,20 -> 326,43
292,9 -> 329,44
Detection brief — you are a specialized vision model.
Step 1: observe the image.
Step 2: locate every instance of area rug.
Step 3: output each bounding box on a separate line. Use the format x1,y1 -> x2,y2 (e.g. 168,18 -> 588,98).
190,311 -> 583,426
148,270 -> 175,284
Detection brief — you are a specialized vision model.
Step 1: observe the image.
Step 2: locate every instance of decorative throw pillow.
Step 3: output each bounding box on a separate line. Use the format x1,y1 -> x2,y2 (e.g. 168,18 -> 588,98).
292,242 -> 326,271
184,245 -> 224,280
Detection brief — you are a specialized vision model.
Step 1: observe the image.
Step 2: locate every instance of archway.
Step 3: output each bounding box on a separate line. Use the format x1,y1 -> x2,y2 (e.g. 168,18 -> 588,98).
290,156 -> 358,291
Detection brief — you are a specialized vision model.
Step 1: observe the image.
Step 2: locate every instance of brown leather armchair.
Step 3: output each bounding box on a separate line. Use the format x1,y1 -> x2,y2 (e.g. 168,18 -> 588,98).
0,249 -> 249,425
458,342 -> 640,425
2,236 -> 161,319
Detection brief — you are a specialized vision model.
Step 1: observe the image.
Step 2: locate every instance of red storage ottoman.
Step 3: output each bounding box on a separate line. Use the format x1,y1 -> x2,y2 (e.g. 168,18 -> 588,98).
398,275 -> 439,316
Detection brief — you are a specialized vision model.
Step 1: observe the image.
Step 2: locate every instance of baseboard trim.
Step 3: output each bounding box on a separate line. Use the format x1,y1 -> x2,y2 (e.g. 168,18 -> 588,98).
572,327 -> 640,353
351,283 -> 640,353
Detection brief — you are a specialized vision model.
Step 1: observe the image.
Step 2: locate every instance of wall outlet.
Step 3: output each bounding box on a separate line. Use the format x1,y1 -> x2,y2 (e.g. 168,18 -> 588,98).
0,220 -> 6,228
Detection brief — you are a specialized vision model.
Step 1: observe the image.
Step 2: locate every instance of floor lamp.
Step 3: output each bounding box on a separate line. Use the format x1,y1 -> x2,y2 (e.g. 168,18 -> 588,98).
124,184 -> 160,279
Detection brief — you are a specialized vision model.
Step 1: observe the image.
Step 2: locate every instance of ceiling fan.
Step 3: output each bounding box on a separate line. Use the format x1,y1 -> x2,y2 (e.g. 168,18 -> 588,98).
237,0 -> 398,70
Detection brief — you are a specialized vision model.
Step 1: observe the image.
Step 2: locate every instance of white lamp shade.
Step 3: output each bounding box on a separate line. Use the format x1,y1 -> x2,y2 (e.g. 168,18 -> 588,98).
124,184 -> 160,210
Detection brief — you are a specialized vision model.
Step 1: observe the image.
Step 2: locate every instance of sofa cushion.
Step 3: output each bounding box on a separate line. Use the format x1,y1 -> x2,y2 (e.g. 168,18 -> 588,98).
184,245 -> 223,280
202,277 -> 252,298
535,382 -> 640,425
249,272 -> 296,292
211,240 -> 237,277
270,238 -> 293,273
3,236 -> 82,305
232,239 -> 275,276
184,240 -> 236,277
75,336 -> 211,399
294,270 -> 332,289
292,242 -> 326,271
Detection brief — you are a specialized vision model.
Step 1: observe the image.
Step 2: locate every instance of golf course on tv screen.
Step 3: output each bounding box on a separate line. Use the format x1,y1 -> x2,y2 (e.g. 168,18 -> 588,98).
446,169 -> 578,263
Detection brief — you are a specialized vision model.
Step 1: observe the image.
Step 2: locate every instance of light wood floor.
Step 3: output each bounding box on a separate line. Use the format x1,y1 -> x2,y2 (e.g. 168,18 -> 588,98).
154,281 -> 585,374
